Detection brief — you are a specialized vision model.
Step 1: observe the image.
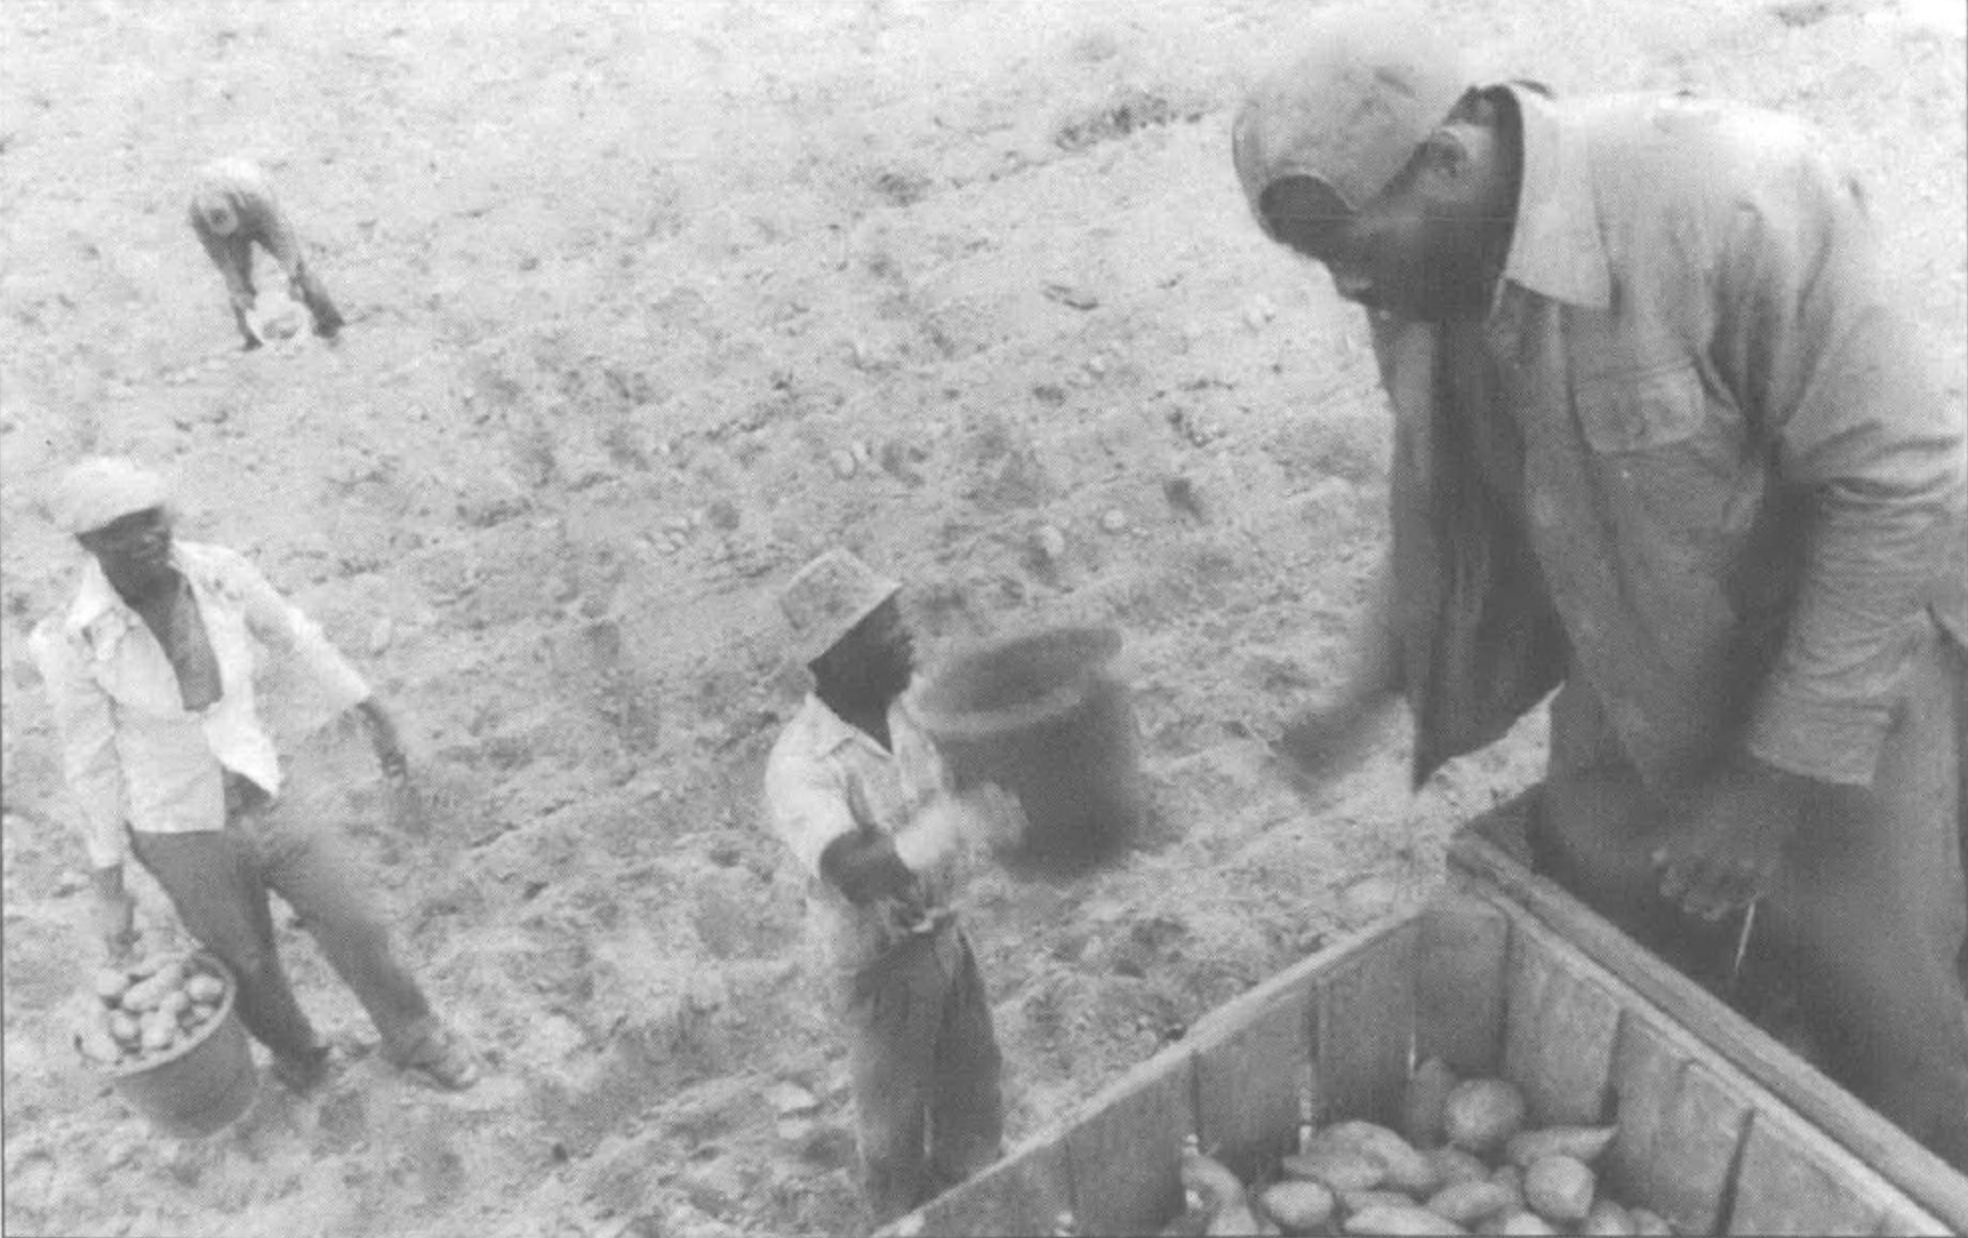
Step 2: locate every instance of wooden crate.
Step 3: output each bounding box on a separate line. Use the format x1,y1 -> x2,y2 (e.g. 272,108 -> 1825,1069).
1448,788 -> 1968,1235
877,884 -> 1962,1237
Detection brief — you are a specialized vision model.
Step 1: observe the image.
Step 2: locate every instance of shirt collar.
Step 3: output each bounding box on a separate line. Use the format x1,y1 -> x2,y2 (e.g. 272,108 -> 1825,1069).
1497,82 -> 1612,310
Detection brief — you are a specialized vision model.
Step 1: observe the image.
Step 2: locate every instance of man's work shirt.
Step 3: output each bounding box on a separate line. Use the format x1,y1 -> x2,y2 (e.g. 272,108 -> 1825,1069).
1358,86 -> 1967,793
188,157 -> 305,292
764,691 -> 965,983
30,541 -> 370,870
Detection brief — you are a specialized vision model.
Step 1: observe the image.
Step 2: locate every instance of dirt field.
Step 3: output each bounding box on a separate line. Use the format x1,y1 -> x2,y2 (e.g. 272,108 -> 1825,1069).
1,0 -> 1960,1234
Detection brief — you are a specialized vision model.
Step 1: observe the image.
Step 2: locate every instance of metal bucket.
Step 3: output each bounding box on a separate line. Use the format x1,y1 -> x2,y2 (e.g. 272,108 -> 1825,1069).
916,625 -> 1144,866
108,952 -> 260,1138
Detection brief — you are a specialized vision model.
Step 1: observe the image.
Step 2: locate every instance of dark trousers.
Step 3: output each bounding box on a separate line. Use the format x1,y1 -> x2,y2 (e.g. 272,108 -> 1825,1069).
845,925 -> 1004,1224
127,780 -> 437,1069
1534,630 -> 1968,1171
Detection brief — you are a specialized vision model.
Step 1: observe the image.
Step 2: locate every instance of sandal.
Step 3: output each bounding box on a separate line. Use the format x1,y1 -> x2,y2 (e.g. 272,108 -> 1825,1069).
402,1028 -> 480,1092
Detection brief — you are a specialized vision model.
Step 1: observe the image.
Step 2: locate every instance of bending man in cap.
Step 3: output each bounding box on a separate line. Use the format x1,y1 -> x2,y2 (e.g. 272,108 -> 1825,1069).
763,549 -> 1011,1223
30,458 -> 478,1094
1237,7 -> 1968,1167
189,156 -> 344,349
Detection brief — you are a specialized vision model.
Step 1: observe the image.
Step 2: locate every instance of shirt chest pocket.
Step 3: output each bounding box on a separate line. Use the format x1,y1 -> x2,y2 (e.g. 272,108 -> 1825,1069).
1572,363 -> 1707,455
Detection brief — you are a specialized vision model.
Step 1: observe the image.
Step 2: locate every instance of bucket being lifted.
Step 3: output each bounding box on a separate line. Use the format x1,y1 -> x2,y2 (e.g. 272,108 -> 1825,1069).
78,951 -> 261,1138
916,625 -> 1145,868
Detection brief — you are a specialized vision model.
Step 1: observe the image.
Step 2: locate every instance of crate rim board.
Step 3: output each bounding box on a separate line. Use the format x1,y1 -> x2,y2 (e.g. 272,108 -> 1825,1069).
876,889 -> 1957,1237
1448,786 -> 1968,1233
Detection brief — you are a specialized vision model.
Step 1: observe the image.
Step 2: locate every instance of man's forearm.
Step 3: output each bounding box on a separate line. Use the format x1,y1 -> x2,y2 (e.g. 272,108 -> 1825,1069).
1745,503 -> 1959,786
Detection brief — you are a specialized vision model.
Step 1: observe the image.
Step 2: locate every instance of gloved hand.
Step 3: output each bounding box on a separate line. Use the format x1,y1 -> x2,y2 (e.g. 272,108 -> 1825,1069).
819,832 -> 918,906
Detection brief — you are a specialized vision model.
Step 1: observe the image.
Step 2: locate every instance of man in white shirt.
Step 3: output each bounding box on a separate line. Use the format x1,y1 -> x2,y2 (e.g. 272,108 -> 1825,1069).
30,457 -> 475,1093
763,549 -> 1009,1223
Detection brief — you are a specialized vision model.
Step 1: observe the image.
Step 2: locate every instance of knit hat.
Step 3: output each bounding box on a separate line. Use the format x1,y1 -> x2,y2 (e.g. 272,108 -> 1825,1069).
1232,6 -> 1469,236
779,549 -> 902,665
55,456 -> 170,536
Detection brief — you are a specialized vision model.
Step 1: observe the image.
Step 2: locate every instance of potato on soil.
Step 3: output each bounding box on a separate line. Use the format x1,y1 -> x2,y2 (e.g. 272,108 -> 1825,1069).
1257,1179 -> 1334,1235
108,1011 -> 141,1045
184,973 -> 225,1004
1282,1146 -> 1386,1193
1404,1056 -> 1458,1148
1443,1079 -> 1526,1156
1582,1198 -> 1635,1235
1426,1180 -> 1516,1226
1343,1202 -> 1467,1235
1522,1155 -> 1594,1224
1496,1212 -> 1557,1236
1314,1120 -> 1438,1194
1504,1125 -> 1618,1168
77,1025 -> 122,1065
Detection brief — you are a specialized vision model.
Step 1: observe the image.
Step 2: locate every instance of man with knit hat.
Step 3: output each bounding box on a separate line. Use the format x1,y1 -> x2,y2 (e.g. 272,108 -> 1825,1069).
1236,6 -> 1968,1168
763,548 -> 1011,1222
30,457 -> 478,1094
189,156 -> 344,349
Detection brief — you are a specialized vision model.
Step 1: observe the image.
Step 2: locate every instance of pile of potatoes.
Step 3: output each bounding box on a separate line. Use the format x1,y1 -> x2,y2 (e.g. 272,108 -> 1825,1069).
74,955 -> 230,1069
1165,1058 -> 1682,1236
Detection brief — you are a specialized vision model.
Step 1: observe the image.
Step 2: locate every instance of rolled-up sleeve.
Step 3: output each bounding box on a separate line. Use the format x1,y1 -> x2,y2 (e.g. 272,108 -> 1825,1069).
764,745 -> 858,881
1712,148 -> 1968,785
212,548 -> 371,714
28,620 -> 128,869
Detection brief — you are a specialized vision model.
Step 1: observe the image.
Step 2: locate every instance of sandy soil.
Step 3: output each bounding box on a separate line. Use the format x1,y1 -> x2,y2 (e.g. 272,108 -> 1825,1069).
1,0 -> 1960,1234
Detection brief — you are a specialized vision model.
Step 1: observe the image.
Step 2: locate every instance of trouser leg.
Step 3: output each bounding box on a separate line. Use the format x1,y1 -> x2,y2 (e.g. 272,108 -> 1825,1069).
846,937 -> 941,1224
289,258 -> 343,337
251,798 -> 437,1066
221,239 -> 260,348
127,827 -> 319,1060
928,930 -> 1004,1192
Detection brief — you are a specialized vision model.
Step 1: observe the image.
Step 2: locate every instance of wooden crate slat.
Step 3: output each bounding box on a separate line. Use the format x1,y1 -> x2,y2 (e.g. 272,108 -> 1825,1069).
1727,1113 -> 1889,1236
1502,916 -> 1622,1126
1315,917 -> 1418,1128
1872,1197 -> 1954,1238
902,1131 -> 1073,1238
1189,965 -> 1316,1186
1063,1048 -> 1195,1238
1415,891 -> 1510,1076
1604,1011 -> 1750,1237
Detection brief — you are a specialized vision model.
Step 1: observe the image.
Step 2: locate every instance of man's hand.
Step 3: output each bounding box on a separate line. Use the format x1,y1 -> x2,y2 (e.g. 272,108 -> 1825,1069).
92,888 -> 137,962
818,833 -> 918,906
1652,755 -> 1813,922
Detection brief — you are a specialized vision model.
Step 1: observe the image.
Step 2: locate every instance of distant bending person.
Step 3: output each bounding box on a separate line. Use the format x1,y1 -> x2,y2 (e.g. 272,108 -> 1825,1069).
188,156 -> 344,349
